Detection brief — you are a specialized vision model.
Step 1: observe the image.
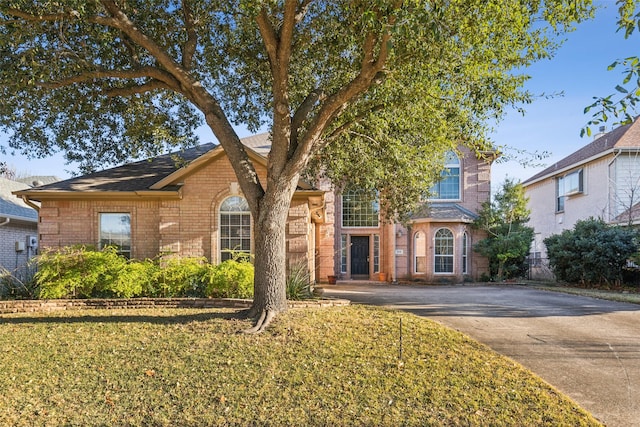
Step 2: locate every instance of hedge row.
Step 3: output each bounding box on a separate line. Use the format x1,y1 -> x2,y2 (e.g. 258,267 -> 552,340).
33,246 -> 254,299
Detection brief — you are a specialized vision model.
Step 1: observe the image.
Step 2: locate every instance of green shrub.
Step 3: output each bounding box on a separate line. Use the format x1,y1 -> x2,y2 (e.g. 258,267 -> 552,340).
545,218 -> 638,286
286,262 -> 313,300
156,257 -> 209,297
36,246 -> 130,298
206,260 -> 254,298
33,246 -> 255,300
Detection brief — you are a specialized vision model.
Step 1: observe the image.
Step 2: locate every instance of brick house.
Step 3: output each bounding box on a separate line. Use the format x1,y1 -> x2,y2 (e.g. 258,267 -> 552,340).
331,146 -> 494,283
15,134 -> 494,283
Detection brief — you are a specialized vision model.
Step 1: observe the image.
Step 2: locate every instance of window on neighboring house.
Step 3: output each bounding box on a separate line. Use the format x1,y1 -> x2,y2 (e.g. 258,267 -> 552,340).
414,231 -> 426,273
99,213 -> 131,258
342,190 -> 379,227
556,169 -> 584,212
462,232 -> 469,274
434,228 -> 454,273
220,196 -> 251,262
430,151 -> 461,200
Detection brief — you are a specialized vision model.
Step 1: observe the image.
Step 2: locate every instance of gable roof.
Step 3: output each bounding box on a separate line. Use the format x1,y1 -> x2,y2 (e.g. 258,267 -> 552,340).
0,177 -> 38,222
13,133 -> 316,201
523,117 -> 640,186
14,143 -> 217,201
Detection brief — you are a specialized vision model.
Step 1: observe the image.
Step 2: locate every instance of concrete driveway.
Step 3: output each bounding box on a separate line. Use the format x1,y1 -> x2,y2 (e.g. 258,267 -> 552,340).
320,283 -> 640,427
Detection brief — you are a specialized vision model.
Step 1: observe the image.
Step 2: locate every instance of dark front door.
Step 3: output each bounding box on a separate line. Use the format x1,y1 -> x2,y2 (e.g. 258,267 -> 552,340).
350,236 -> 370,277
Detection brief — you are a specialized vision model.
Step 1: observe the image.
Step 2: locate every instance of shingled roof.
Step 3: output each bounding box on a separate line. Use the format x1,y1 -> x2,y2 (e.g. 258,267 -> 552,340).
411,202 -> 478,223
13,133 -> 319,202
13,143 -> 217,200
523,117 -> 640,186
0,177 -> 37,222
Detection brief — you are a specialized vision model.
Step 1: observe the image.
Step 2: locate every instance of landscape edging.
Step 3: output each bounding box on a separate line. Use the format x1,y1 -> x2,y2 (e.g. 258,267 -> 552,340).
0,297 -> 350,314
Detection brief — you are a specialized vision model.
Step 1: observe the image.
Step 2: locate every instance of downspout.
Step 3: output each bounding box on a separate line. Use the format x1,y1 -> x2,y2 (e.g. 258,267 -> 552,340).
608,149 -> 622,223
0,217 -> 9,227
21,196 -> 40,212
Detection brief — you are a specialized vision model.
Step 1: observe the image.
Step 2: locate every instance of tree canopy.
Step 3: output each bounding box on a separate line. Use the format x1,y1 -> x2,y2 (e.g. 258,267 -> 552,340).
0,1 -> 596,329
583,0 -> 640,134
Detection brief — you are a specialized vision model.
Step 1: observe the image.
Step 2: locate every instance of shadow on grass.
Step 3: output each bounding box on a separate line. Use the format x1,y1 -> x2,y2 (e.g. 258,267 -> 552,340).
0,309 -> 250,325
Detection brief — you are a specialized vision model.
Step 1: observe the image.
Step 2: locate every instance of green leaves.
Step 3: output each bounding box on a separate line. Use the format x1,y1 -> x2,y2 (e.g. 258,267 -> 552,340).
545,218 -> 638,285
473,179 -> 534,280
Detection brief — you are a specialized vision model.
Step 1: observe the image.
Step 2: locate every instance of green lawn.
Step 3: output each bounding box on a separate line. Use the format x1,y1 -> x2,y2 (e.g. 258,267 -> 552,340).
0,305 -> 600,426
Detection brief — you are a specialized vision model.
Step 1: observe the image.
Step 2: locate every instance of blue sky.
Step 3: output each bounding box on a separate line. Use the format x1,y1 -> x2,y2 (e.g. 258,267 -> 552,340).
491,0 -> 638,187
1,1 -> 638,186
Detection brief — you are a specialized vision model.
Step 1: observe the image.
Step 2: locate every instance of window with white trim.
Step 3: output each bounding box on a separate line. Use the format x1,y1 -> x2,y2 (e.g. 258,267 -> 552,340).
342,190 -> 379,227
556,169 -> 584,212
434,228 -> 454,273
220,196 -> 251,261
99,213 -> 131,258
340,234 -> 348,274
430,151 -> 461,200
462,232 -> 469,274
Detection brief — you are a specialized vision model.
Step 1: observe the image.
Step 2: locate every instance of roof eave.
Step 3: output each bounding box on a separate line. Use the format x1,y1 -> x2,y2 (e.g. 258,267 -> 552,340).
13,190 -> 182,202
522,148 -> 615,187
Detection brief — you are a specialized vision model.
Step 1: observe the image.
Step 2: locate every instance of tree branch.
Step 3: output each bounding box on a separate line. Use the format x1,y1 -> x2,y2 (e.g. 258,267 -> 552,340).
3,8 -> 71,22
37,67 -> 180,91
181,0 -> 197,70
325,104 -> 386,143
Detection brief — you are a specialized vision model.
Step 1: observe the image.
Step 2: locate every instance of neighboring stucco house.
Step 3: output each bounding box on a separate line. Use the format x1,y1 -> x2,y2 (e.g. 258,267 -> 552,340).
0,177 -> 39,276
522,118 -> 640,277
15,134 -> 495,283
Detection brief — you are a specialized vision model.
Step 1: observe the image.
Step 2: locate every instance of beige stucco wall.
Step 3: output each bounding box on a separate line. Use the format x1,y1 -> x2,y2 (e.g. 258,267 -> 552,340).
525,155 -> 611,259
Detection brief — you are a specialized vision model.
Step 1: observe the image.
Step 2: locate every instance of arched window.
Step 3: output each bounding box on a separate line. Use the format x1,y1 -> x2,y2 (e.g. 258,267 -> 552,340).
414,231 -> 426,273
220,196 -> 251,262
434,228 -> 454,273
430,151 -> 461,200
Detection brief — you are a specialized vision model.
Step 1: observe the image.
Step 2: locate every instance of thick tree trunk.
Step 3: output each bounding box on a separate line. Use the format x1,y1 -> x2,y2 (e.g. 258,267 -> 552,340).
243,186 -> 293,333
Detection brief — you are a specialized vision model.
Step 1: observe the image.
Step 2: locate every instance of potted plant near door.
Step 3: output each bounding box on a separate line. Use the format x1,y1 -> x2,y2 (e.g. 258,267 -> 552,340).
327,275 -> 337,284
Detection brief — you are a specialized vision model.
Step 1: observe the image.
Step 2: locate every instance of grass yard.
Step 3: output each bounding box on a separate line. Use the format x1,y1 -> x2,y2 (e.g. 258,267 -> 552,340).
0,305 -> 600,426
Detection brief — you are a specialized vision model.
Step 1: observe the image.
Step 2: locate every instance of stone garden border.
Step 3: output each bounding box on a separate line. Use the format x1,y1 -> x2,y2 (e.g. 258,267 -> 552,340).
0,297 -> 350,315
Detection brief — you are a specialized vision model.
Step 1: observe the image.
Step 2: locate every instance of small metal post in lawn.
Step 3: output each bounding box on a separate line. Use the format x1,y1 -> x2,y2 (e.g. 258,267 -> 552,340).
399,318 -> 403,362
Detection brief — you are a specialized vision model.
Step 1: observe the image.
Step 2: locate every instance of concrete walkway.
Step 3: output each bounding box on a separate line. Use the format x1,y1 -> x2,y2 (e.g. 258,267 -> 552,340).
319,282 -> 640,427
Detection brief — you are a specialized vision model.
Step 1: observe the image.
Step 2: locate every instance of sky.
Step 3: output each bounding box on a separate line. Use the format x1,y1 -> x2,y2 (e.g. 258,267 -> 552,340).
1,1 -> 638,187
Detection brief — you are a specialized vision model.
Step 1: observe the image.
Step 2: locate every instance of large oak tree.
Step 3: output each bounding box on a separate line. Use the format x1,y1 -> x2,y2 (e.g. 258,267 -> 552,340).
0,0 -> 593,331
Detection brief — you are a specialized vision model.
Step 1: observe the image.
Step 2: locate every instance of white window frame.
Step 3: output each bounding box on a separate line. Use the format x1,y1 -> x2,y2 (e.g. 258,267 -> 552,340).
219,196 -> 252,262
430,151 -> 461,201
434,228 -> 454,274
341,190 -> 380,228
99,212 -> 132,258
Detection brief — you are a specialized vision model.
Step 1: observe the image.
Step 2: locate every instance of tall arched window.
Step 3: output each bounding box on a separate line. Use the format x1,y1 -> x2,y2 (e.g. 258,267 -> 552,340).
220,196 -> 251,262
434,228 -> 454,273
430,151 -> 461,200
414,231 -> 426,273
